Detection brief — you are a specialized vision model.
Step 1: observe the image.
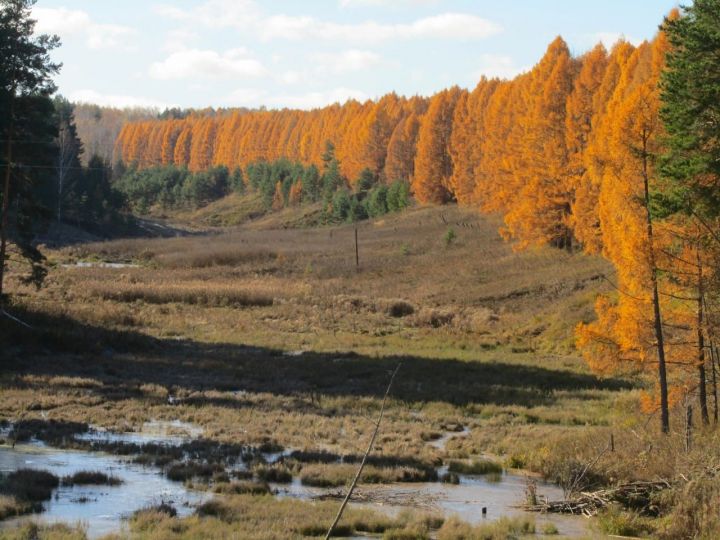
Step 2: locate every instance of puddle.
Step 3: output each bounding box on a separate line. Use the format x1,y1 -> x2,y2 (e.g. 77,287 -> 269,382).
76,420 -> 203,446
0,443 -> 210,539
62,262 -> 139,269
274,472 -> 589,538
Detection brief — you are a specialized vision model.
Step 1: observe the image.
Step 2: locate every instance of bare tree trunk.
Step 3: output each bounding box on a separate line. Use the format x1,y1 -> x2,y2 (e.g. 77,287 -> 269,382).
56,123 -> 75,224
710,339 -> 718,423
0,88 -> 15,303
697,253 -> 709,424
641,130 -> 669,434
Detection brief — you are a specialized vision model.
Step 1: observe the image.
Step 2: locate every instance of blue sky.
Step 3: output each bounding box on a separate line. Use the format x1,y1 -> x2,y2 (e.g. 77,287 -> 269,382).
32,0 -> 680,110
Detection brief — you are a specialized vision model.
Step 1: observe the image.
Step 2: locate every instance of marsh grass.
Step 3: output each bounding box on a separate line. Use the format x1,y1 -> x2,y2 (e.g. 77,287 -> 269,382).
0,470 -> 59,503
437,515 -> 535,540
595,504 -> 656,537
62,471 -> 122,486
88,281 -> 274,307
0,496 -> 33,521
0,523 -> 87,540
253,464 -> 293,483
299,463 -> 435,487
447,459 -> 503,475
130,494 -> 409,539
166,462 -> 225,482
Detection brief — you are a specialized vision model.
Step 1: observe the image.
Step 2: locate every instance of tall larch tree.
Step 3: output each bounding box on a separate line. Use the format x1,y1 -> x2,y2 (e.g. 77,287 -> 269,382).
574,40 -> 636,253
577,33 -> 673,433
412,87 -> 463,204
503,37 -> 577,249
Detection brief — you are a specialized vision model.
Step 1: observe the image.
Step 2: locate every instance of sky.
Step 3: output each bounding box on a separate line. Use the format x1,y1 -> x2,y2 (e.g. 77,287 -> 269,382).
31,0 -> 680,111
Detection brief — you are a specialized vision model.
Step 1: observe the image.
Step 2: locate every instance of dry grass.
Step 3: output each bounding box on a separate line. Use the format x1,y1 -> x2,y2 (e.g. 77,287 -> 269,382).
125,494 -> 415,540
299,463 -> 435,487
0,523 -> 87,540
87,280 -> 274,307
436,515 -> 536,540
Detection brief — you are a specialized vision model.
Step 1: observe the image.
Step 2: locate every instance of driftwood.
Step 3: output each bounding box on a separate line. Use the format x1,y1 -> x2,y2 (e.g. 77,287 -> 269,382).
526,480 -> 671,517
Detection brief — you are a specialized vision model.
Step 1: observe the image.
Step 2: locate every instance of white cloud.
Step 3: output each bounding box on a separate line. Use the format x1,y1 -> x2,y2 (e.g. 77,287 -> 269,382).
68,89 -> 173,110
473,54 -> 528,80
154,0 -> 260,30
588,32 -> 643,50
340,0 -> 439,5
260,13 -> 502,42
33,7 -> 135,50
149,48 -> 267,80
154,1 -> 501,43
312,50 -> 381,74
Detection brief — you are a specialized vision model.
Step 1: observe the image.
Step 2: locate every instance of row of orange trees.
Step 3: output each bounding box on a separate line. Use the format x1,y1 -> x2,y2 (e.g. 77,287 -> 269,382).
115,7 -> 720,433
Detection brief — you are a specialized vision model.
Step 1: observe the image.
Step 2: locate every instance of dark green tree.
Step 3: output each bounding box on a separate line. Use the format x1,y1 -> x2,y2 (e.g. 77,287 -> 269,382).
356,168 -> 376,196
660,1 -> 720,223
0,0 -> 61,298
53,96 -> 83,224
366,185 -> 389,218
301,164 -> 320,202
230,167 -> 245,194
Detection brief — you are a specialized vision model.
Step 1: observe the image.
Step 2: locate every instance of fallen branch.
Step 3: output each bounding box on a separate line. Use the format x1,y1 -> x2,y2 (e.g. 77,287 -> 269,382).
325,363 -> 401,539
1,308 -> 33,329
526,480 -> 671,517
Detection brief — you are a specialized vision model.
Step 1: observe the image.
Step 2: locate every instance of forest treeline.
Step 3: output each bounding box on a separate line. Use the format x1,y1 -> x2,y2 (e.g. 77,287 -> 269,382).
113,4 -> 720,434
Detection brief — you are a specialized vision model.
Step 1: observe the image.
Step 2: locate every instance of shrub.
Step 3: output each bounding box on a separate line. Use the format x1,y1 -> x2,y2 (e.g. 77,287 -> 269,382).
387,300 -> 415,318
444,227 -> 457,247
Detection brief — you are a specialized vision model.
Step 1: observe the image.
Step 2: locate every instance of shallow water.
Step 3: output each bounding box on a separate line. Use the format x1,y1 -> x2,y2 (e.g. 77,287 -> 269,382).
0,443 -> 210,539
274,471 -> 590,538
428,427 -> 471,450
0,427 -> 590,539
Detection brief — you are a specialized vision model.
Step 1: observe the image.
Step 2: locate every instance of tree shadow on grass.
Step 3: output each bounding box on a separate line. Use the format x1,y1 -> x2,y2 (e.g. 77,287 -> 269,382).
2,304 -> 633,409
